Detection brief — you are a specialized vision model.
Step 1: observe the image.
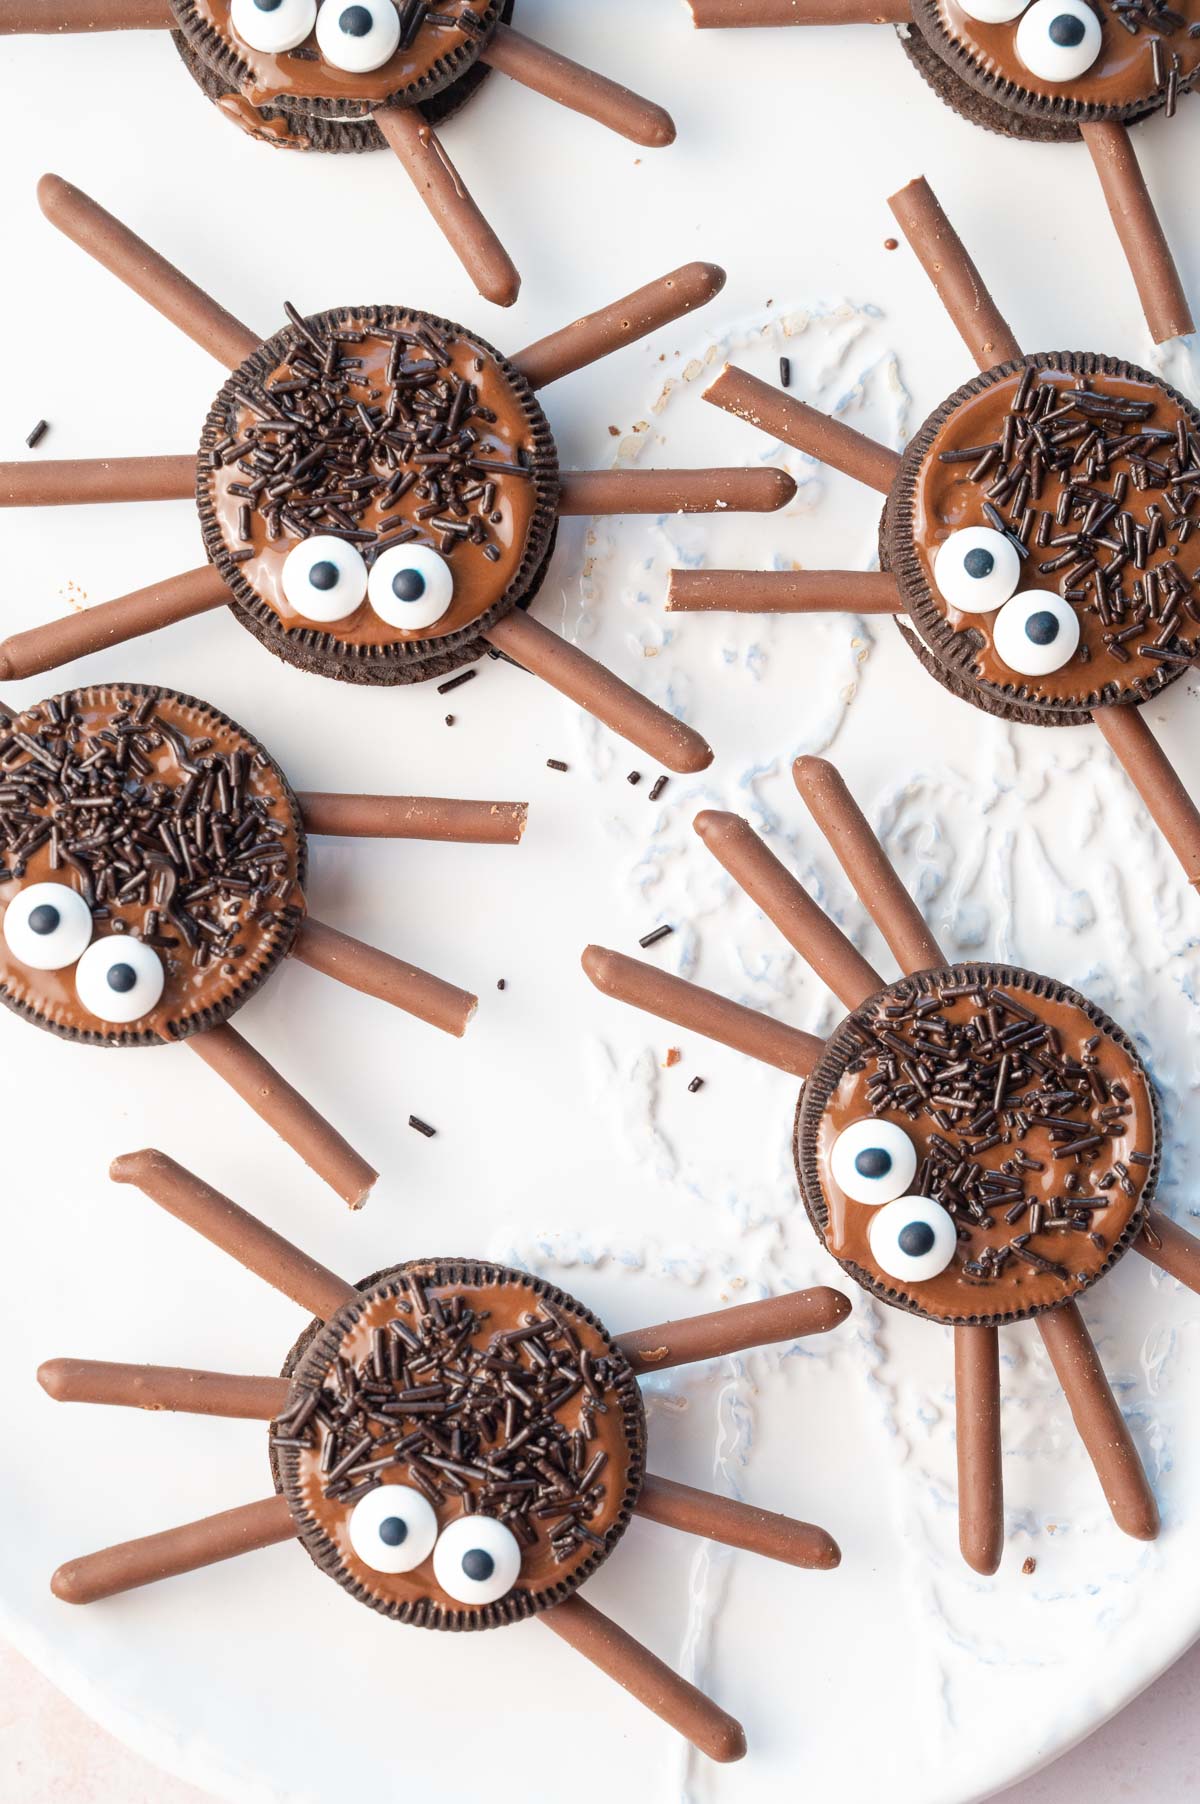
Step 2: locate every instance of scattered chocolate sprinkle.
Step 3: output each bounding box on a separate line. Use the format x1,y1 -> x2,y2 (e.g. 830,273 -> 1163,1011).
24,419 -> 49,450
779,357 -> 792,389
444,714 -> 454,726
688,1075 -> 705,1093
648,776 -> 668,802
408,1115 -> 436,1138
639,924 -> 674,949
437,670 -> 477,696
546,758 -> 568,773
626,771 -> 641,786
1022,1556 -> 1037,1576
496,978 -> 506,990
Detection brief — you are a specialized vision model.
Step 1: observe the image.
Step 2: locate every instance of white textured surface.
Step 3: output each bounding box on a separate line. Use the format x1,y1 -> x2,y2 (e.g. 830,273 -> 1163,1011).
0,3 -> 1199,1802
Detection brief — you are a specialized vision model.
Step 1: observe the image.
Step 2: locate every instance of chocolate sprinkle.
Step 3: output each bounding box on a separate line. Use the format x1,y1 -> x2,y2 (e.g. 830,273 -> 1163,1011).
639,924 -> 674,950
437,670 -> 477,696
408,1115 -> 436,1138
24,419 -> 49,450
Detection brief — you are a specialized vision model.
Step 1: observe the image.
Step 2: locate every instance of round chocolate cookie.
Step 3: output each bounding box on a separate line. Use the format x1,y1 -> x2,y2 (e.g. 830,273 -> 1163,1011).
900,0 -> 1200,142
794,962 -> 1159,1327
0,685 -> 305,1049
197,303 -> 560,686
273,1259 -> 647,1630
882,351 -> 1200,726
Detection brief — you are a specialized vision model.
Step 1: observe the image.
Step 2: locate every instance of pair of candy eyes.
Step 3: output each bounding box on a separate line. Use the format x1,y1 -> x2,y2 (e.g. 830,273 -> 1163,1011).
958,0 -> 1103,85
2,884 -> 164,1025
348,1485 -> 522,1606
933,528 -> 1080,678
830,1120 -> 958,1284
282,537 -> 455,630
231,0 -> 404,72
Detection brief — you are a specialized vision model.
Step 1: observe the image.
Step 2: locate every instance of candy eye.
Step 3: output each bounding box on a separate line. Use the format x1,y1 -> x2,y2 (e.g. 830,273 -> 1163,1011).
992,591 -> 1080,676
1016,0 -> 1102,81
281,535 -> 368,624
830,1118 -> 918,1205
432,1515 -> 522,1607
368,543 -> 455,632
3,882 -> 93,972
230,0 -> 317,54
315,0 -> 400,72
348,1483 -> 438,1575
957,0 -> 1025,16
868,1196 -> 958,1284
933,527 -> 1021,615
74,936 -> 165,1025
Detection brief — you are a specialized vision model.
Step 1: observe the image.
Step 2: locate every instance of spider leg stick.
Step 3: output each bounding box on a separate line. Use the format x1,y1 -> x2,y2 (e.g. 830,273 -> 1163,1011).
888,177 -> 1022,371
541,1596 -> 746,1763
704,366 -> 901,494
0,0 -> 173,25
635,1475 -> 841,1570
110,1149 -> 358,1315
299,793 -> 527,846
689,0 -> 911,21
1080,122 -> 1194,346
694,809 -> 883,1011
38,1360 -> 291,1421
1136,1210 -> 1200,1294
51,1496 -> 297,1605
375,108 -> 520,309
615,1287 -> 851,1373
1037,1301 -> 1159,1540
1093,705 -> 1200,888
291,918 -> 477,1037
668,569 -> 903,613
557,467 -> 795,515
483,610 -> 713,773
38,176 -> 261,369
512,264 -> 726,390
955,1325 -> 1004,1575
479,25 -> 675,147
0,455 -> 195,507
0,565 -> 230,682
582,945 -> 823,1078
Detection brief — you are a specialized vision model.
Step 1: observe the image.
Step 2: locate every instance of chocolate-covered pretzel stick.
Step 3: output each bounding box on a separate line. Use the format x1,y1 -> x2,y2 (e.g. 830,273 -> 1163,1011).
1093,702 -> 1200,889
690,0 -> 910,20
292,918 -> 477,1038
705,365 -> 901,494
0,455 -> 194,507
51,1496 -> 296,1605
484,609 -> 713,773
299,793 -> 527,846
636,1474 -> 841,1570
1038,1301 -> 1158,1539
37,175 -> 261,370
558,467 -> 795,516
186,1027 -> 378,1209
375,108 -> 521,310
1137,1210 -> 1200,1294
667,569 -> 903,613
1080,123 -> 1194,346
955,1326 -> 1004,1575
888,177 -> 1021,372
480,25 -> 675,148
615,1287 -> 850,1373
0,565 -> 229,681
582,945 -> 824,1078
110,1149 -> 357,1315
38,1360 -> 290,1421
0,0 -> 172,24
513,264 -> 726,391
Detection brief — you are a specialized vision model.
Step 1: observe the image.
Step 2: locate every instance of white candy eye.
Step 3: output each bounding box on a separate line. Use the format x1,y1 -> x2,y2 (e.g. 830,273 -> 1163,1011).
831,1118 -> 918,1205
281,535 -> 368,624
992,590 -> 1080,676
957,0 -> 1025,17
315,0 -> 400,72
432,1515 -> 522,1607
3,882 -> 93,972
868,1196 -> 958,1284
348,1483 -> 438,1574
368,543 -> 455,632
230,0 -> 317,54
933,527 -> 1021,615
74,936 -> 164,1025
1016,0 -> 1102,82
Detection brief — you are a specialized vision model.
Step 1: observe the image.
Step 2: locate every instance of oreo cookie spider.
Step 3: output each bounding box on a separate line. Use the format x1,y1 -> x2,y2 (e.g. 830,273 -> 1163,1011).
583,757 -> 1200,1574
0,681 -> 530,1206
39,1149 -> 850,1763
688,0 -> 1197,343
670,174 -> 1200,897
0,1 -> 674,306
0,179 -> 794,774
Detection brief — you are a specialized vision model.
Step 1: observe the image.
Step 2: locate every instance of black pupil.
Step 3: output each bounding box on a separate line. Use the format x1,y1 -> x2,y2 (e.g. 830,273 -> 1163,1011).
254,0 -> 284,10
309,560 -> 340,592
28,904 -> 60,936
392,568 -> 427,602
963,547 -> 994,580
106,963 -> 138,994
1048,12 -> 1086,44
1025,610 -> 1059,645
461,1548 -> 495,1582
340,4 -> 373,32
378,1516 -> 407,1547
854,1147 -> 892,1179
898,1221 -> 936,1259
